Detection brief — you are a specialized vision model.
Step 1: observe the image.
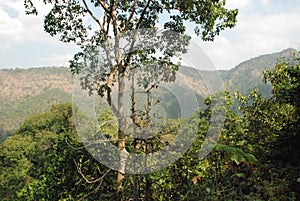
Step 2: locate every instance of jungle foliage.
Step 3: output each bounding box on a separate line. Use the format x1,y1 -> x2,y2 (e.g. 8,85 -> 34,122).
1,0 -> 298,199
1,54 -> 300,200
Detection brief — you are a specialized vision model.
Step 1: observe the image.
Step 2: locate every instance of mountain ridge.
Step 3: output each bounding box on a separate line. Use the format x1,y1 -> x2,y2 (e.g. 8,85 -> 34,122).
0,48 -> 297,137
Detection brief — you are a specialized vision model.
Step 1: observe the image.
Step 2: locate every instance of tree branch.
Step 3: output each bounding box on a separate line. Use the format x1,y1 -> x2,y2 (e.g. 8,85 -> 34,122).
121,0 -> 138,34
102,12 -> 107,33
145,82 -> 158,93
121,0 -> 152,68
78,183 -> 101,201
65,138 -> 85,150
97,0 -> 111,14
82,0 -> 105,31
136,0 -> 152,30
74,159 -> 111,184
77,167 -> 111,201
150,0 -> 161,9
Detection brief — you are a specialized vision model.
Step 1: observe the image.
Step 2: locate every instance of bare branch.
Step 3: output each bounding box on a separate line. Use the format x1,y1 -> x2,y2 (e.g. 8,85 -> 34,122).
100,0 -> 120,68
97,0 -> 111,14
83,139 -> 119,149
111,11 -> 119,36
76,167 -> 111,201
110,0 -> 115,9
110,0 -> 119,36
78,183 -> 101,201
102,12 -> 107,33
121,0 -> 152,68
82,0 -> 105,31
74,159 -> 111,184
65,138 -> 85,150
145,82 -> 158,93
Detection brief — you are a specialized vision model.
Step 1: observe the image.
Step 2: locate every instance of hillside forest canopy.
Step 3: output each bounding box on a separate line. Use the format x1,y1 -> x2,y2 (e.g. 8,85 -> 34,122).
1,55 -> 300,200
0,0 -> 299,200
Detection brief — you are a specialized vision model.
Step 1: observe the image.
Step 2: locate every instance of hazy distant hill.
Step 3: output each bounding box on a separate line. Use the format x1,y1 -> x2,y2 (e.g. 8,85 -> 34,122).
0,67 -> 73,135
0,48 -> 297,139
222,48 -> 297,96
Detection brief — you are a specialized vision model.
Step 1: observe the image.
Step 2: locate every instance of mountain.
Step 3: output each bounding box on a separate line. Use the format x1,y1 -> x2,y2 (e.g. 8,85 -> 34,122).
222,48 -> 297,96
0,67 -> 73,139
0,48 -> 297,140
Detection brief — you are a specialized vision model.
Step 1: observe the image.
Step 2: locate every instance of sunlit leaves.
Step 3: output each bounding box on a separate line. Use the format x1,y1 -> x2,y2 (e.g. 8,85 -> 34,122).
264,53 -> 300,107
44,0 -> 88,44
215,143 -> 258,165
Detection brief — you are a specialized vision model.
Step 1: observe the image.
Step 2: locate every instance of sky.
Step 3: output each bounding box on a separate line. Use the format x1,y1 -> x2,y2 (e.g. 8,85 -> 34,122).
0,0 -> 300,70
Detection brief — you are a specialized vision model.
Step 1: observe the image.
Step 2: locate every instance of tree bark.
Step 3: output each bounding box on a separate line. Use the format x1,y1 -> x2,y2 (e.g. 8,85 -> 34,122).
116,71 -> 126,201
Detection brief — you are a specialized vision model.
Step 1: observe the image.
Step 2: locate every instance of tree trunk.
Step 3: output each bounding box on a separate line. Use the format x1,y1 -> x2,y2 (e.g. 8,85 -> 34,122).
116,72 -> 126,201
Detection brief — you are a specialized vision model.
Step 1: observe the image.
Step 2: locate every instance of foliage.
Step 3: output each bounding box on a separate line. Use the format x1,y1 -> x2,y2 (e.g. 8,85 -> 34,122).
0,127 -> 10,143
23,0 -> 238,102
2,1 -> 297,199
234,54 -> 300,200
263,53 -> 300,165
223,48 -> 297,97
2,71 -> 300,200
0,103 -> 116,200
24,1 -> 238,198
0,67 -> 72,131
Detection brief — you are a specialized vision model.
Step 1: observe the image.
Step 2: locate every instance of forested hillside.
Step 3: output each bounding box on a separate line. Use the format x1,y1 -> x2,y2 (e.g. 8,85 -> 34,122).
1,53 -> 300,200
0,49 -> 296,138
222,48 -> 297,96
2,0 -> 299,199
0,67 -> 73,139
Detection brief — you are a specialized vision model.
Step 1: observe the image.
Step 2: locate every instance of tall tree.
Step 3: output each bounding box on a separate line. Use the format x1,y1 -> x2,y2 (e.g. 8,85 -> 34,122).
24,0 -> 238,199
263,54 -> 300,165
234,54 -> 300,200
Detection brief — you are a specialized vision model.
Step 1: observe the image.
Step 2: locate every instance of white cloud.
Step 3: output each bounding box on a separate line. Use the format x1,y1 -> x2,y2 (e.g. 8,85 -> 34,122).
0,0 -> 80,68
39,53 -> 75,67
226,0 -> 252,9
261,0 -> 271,5
200,5 -> 300,69
0,5 -> 23,46
1,0 -> 300,69
0,0 -> 54,48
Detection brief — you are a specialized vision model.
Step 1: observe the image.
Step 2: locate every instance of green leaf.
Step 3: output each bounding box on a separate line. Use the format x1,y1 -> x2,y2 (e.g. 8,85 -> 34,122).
230,151 -> 246,165
244,153 -> 259,165
232,173 -> 245,178
215,143 -> 259,165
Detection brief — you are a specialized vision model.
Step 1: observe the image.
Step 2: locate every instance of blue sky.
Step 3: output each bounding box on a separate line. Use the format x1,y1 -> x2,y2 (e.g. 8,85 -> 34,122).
0,0 -> 300,70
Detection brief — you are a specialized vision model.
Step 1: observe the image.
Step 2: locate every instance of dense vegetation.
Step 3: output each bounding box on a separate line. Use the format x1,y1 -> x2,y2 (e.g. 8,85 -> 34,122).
0,49 -> 293,140
0,67 -> 72,135
222,48 -> 297,96
1,54 -> 299,200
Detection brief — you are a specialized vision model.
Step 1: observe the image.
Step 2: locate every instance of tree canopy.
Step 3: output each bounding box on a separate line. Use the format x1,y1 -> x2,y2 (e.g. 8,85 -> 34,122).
24,0 -> 238,97
24,1 -> 238,199
2,53 -> 300,199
